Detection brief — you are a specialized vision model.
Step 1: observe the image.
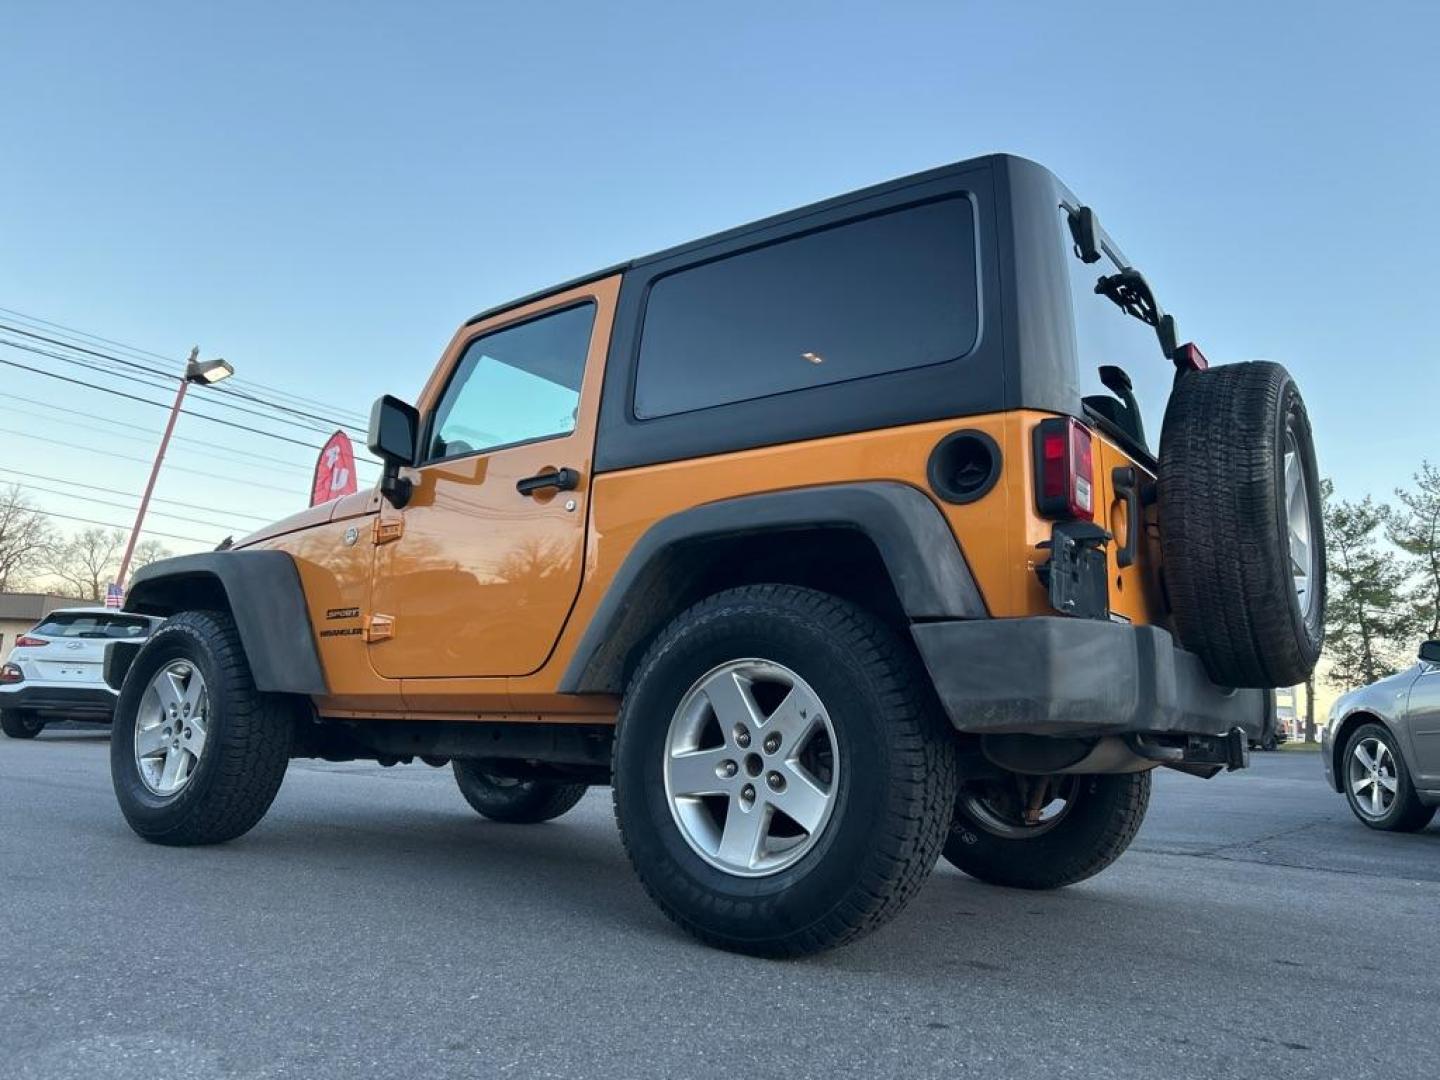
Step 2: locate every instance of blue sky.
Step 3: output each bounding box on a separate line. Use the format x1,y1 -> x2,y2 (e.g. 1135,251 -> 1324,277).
2,1 -> 1437,554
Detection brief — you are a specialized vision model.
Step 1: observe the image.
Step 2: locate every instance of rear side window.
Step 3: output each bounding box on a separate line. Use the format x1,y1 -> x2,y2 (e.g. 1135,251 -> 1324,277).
633,198 -> 979,419
33,613 -> 151,639
427,303 -> 596,461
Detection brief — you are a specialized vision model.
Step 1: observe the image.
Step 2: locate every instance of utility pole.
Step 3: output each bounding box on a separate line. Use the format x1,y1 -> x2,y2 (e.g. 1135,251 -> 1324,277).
114,347 -> 234,590
1304,672 -> 1316,743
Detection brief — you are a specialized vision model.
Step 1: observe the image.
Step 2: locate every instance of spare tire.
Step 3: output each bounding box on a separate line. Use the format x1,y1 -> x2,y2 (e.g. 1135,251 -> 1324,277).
1157,361 -> 1324,688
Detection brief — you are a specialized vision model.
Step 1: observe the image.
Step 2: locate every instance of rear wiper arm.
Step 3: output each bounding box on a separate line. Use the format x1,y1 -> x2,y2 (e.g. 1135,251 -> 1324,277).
1095,267 -> 1178,359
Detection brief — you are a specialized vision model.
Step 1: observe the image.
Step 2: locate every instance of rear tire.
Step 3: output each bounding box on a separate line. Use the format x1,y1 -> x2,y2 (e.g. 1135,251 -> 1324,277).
1341,723 -> 1436,832
1158,362 -> 1325,687
0,709 -> 44,739
110,610 -> 294,846
612,585 -> 957,957
452,762 -> 587,823
942,771 -> 1150,889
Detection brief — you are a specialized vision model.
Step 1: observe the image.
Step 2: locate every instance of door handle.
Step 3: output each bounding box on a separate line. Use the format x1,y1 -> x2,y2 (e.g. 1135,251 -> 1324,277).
516,467 -> 580,496
1111,466 -> 1139,569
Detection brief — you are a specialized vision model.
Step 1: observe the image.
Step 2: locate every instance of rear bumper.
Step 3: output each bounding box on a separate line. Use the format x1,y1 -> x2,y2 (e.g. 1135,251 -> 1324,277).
0,683 -> 117,717
911,616 -> 1266,738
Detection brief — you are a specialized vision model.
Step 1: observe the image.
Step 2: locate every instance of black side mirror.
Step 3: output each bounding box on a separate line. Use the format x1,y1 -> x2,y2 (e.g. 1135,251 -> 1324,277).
1420,641 -> 1440,664
368,395 -> 419,508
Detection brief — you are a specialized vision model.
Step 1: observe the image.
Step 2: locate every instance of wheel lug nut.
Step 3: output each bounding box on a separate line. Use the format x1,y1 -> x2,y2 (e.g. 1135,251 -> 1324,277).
763,733 -> 781,754
717,759 -> 738,779
734,726 -> 751,749
740,784 -> 756,808
767,771 -> 785,792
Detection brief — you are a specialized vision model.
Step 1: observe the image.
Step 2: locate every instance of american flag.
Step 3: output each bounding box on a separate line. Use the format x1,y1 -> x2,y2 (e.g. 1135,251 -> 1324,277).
104,583 -> 123,610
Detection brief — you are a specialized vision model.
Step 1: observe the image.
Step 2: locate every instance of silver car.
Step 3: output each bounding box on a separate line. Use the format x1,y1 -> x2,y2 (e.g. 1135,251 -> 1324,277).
1323,640 -> 1440,831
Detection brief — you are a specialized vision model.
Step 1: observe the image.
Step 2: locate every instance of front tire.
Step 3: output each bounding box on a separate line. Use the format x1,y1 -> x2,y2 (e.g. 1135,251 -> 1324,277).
0,709 -> 45,739
1341,723 -> 1436,832
942,771 -> 1151,889
110,610 -> 294,846
452,762 -> 587,823
612,585 -> 957,957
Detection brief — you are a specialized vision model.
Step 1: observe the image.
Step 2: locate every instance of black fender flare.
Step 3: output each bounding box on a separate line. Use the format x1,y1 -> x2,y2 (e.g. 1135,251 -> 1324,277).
558,481 -> 986,694
112,551 -> 327,696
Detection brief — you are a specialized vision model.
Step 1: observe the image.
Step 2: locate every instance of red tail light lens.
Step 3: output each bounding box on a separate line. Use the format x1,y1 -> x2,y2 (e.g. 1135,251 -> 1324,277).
0,663 -> 23,684
14,635 -> 46,648
1033,417 -> 1095,520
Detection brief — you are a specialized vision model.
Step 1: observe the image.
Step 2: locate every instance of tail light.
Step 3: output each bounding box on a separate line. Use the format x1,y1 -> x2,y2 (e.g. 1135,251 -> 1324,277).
1033,416 -> 1095,520
14,635 -> 46,648
0,663 -> 23,684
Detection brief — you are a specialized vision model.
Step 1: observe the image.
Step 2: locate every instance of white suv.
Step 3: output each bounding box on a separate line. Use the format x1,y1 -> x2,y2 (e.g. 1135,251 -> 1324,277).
0,608 -> 162,739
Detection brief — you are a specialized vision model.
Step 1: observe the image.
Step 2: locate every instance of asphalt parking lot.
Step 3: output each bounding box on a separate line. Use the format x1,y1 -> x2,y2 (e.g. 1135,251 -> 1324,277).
3,731 -> 1436,1080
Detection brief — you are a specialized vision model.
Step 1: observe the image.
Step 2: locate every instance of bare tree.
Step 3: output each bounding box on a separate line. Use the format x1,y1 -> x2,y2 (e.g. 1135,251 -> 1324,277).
130,539 -> 173,572
48,528 -> 126,601
0,484 -> 55,591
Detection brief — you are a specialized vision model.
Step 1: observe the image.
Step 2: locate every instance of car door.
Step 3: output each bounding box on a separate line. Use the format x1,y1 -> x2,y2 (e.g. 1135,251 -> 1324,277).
368,278 -> 617,680
1404,660 -> 1440,787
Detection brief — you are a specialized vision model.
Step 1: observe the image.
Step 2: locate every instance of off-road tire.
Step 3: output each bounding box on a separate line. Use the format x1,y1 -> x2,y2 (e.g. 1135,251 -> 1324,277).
111,610 -> 294,846
452,762 -> 587,823
1158,361 -> 1324,688
612,584 -> 957,957
0,709 -> 45,739
1342,722 -> 1436,833
943,772 -> 1150,889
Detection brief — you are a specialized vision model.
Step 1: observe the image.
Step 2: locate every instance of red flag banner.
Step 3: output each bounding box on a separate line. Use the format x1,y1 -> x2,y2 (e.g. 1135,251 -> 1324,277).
311,430 -> 358,507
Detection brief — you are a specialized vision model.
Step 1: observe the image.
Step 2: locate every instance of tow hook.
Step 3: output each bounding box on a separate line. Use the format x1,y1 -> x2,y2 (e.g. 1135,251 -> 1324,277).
1126,728 -> 1250,778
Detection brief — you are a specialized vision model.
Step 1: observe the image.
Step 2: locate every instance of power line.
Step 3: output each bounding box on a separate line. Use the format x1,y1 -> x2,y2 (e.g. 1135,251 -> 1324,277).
3,394 -> 329,477
0,349 -> 331,451
1,388 -> 383,472
0,336 -> 344,439
29,507 -> 219,546
0,465 -> 276,523
16,482 -> 252,533
0,336 -> 384,464
0,318 -> 371,432
0,306 -> 371,426
0,411 -> 370,500
0,424 -> 305,497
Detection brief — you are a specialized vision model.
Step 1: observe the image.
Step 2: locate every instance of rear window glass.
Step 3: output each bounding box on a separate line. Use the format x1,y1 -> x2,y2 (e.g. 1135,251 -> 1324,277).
634,197 -> 979,419
1061,205 -> 1172,455
33,613 -> 151,639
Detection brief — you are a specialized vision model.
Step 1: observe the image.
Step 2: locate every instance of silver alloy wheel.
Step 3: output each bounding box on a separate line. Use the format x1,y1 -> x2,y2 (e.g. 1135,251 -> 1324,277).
961,776 -> 1080,839
134,660 -> 210,797
1284,428 -> 1317,621
662,659 -> 839,877
1347,736 -> 1399,818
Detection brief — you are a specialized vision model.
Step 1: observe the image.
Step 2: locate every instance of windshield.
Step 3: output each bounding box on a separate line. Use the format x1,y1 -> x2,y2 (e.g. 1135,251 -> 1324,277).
1058,202 -> 1173,458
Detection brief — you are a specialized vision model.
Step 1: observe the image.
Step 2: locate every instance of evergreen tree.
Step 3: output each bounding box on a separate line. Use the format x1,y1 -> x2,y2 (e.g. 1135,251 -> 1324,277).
1322,481 -> 1423,688
1387,460 -> 1440,639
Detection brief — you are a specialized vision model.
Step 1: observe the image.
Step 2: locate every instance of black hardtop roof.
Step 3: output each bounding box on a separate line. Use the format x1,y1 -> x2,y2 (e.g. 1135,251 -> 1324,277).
463,152 -> 1052,327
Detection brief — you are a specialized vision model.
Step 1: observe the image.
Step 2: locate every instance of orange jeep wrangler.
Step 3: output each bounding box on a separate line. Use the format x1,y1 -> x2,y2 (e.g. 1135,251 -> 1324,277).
105,154 -> 1325,956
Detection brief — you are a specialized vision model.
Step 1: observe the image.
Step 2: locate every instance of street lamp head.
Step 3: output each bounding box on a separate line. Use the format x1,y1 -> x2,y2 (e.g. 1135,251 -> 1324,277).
185,357 -> 234,385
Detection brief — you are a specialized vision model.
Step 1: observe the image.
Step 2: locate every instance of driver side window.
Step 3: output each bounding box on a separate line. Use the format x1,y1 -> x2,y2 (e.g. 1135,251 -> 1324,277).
428,302 -> 596,461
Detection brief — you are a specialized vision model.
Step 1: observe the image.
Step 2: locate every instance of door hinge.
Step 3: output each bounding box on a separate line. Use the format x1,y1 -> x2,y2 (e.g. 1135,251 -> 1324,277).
364,613 -> 395,643
374,517 -> 404,545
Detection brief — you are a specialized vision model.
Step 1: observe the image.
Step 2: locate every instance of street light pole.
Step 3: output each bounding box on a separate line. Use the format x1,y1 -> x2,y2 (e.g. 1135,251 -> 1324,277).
115,347 -> 234,591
